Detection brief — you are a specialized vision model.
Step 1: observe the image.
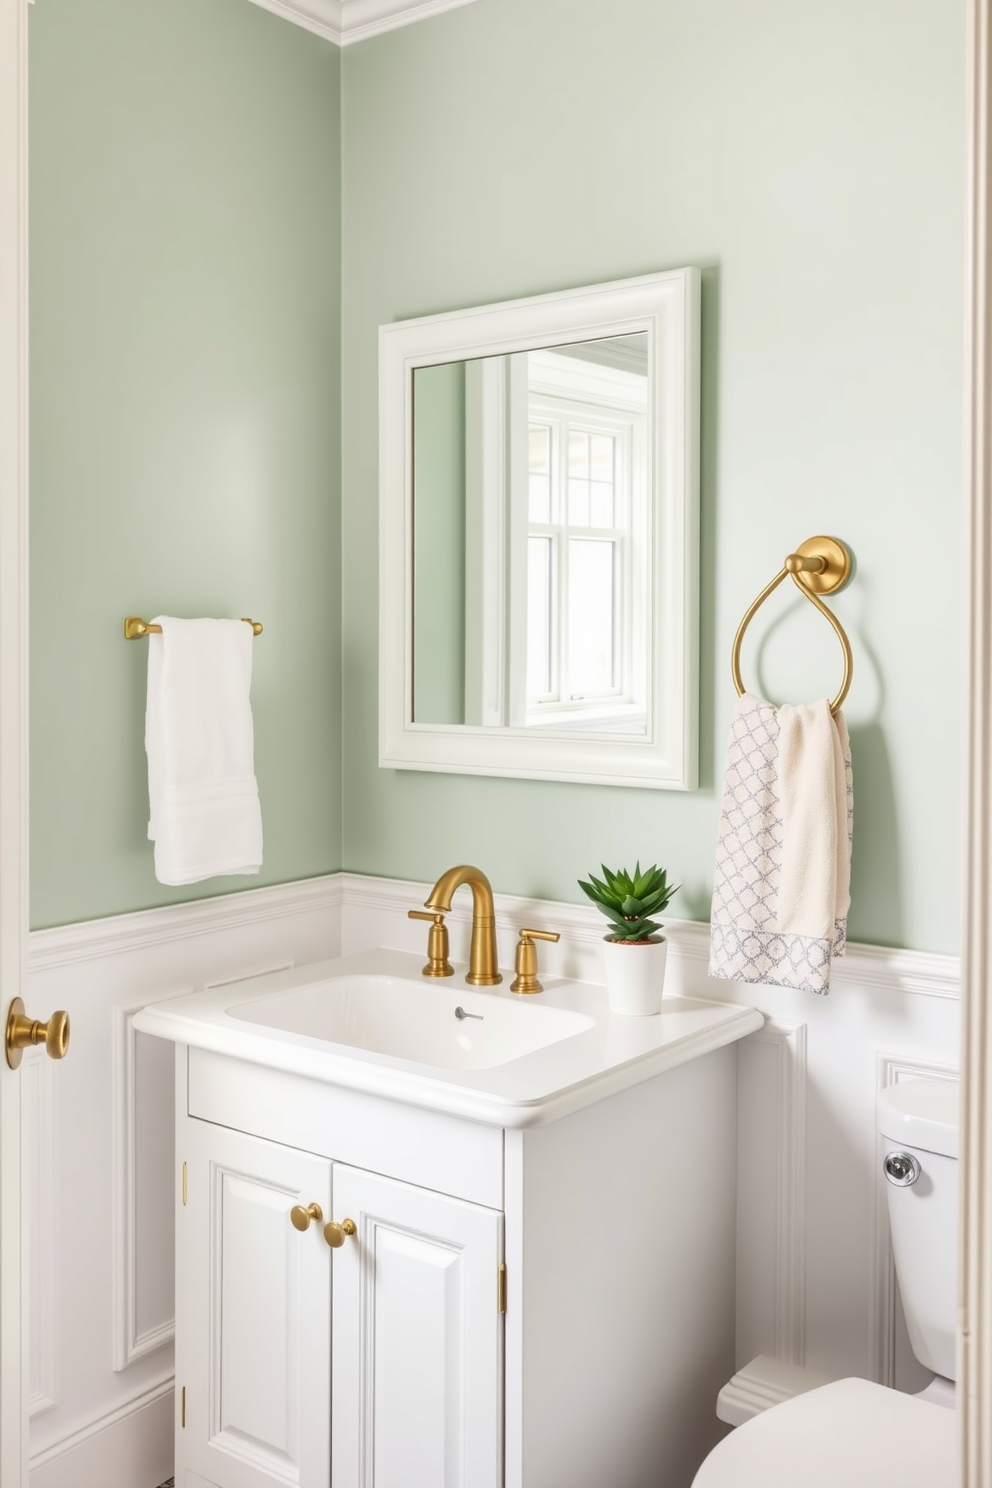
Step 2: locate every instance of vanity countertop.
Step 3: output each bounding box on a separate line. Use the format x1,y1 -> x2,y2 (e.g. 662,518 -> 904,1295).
133,947 -> 763,1128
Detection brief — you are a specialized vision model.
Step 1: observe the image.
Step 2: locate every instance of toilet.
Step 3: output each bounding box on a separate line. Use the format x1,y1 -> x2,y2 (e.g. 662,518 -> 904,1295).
691,1077 -> 959,1487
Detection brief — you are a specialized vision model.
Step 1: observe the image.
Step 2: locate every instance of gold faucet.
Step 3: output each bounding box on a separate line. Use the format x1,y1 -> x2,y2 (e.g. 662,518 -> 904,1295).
424,865 -> 502,986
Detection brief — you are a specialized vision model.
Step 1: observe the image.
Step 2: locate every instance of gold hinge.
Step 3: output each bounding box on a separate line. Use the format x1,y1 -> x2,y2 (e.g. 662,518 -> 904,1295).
498,1263 -> 507,1315
181,1385 -> 186,1428
182,1161 -> 187,1206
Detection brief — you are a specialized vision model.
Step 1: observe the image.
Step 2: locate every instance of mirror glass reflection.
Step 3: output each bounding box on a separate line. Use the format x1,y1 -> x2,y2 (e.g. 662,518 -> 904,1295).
412,332 -> 649,735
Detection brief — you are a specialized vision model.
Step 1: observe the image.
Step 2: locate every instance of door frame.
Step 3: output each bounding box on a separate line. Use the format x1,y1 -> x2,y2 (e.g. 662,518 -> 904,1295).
0,0 -> 30,1480
2,1 -> 992,1485
961,1 -> 992,1480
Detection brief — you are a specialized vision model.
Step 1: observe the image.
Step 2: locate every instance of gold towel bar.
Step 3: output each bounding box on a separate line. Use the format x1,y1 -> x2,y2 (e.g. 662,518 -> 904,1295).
731,535 -> 853,715
123,616 -> 263,639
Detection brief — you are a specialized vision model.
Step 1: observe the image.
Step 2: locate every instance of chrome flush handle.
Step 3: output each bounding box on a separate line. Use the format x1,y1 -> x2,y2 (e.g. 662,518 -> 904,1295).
883,1151 -> 921,1187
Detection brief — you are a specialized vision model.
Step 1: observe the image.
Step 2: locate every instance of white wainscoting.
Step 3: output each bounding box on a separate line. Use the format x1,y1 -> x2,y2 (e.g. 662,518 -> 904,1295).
25,871 -> 960,1485
26,877 -> 344,1488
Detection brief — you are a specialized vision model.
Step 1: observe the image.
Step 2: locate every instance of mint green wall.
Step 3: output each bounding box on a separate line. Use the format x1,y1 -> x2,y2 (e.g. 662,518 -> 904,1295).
412,361 -> 466,724
29,0 -> 342,927
341,0 -> 963,952
28,0 -> 965,952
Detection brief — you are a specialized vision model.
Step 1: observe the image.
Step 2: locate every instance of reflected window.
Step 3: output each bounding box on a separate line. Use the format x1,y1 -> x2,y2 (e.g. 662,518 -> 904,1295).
519,344 -> 648,732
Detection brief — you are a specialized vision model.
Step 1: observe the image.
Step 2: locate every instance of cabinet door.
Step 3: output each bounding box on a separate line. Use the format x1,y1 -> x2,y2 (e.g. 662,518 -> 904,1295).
331,1163 -> 504,1488
182,1121 -> 333,1488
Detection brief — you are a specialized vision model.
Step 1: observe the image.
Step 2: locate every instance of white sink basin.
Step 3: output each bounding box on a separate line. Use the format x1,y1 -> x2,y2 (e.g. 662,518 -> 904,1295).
134,947 -> 764,1126
227,973 -> 595,1071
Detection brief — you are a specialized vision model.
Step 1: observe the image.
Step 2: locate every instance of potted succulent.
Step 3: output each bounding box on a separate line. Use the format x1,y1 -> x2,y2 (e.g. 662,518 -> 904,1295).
578,862 -> 679,1015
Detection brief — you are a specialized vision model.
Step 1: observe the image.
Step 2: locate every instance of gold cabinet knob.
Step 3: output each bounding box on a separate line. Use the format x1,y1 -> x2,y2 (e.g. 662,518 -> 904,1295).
323,1218 -> 357,1249
5,998 -> 71,1070
289,1202 -> 323,1232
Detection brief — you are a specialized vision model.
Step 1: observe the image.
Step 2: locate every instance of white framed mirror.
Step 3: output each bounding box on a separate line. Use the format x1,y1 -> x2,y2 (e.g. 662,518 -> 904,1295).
379,268 -> 700,789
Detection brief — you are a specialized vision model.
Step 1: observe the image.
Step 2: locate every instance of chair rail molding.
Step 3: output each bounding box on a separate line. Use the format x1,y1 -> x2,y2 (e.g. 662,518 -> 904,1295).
335,872 -> 960,1004
245,0 -> 479,46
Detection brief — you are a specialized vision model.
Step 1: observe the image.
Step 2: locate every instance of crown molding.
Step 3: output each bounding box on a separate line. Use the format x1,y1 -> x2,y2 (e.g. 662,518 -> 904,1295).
245,0 -> 479,47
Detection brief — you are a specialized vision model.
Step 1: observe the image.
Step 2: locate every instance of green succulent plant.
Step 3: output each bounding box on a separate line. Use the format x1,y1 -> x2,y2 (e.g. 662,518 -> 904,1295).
578,862 -> 679,943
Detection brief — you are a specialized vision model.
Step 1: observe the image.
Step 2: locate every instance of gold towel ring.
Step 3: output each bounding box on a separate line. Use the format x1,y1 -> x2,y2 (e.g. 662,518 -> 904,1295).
731,535 -> 853,714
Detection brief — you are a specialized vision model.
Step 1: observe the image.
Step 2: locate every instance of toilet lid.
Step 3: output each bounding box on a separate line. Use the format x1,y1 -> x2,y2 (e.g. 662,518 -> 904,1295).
692,1378 -> 957,1488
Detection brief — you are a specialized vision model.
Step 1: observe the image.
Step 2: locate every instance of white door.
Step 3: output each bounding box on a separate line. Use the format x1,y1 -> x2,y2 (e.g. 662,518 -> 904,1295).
182,1122 -> 333,1488
0,0 -> 31,1481
331,1163 -> 503,1488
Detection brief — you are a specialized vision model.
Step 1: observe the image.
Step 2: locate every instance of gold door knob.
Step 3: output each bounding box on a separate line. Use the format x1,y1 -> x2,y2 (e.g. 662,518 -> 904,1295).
290,1201 -> 324,1232
323,1218 -> 357,1248
5,998 -> 70,1070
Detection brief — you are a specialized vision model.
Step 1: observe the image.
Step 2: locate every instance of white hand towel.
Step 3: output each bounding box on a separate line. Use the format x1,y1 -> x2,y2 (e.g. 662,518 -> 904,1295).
708,693 -> 853,995
145,617 -> 263,886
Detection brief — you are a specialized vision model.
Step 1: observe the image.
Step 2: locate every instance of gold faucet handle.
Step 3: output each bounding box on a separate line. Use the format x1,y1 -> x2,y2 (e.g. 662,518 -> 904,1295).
408,910 -> 455,978
510,928 -> 562,995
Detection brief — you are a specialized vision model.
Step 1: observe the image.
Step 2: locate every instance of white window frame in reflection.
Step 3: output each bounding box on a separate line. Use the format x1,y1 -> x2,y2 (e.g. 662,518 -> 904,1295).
511,348 -> 649,733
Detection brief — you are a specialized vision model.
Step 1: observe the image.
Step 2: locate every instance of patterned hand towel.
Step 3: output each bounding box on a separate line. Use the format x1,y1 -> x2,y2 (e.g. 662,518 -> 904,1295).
709,693 -> 853,995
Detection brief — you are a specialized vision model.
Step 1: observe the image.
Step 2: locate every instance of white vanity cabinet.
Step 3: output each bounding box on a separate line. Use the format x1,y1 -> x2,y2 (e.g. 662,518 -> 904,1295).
177,1055 -> 504,1488
171,1032 -> 743,1488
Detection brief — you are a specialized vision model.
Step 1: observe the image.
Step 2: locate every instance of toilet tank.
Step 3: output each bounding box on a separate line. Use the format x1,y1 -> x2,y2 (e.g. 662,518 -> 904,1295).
876,1078 -> 958,1381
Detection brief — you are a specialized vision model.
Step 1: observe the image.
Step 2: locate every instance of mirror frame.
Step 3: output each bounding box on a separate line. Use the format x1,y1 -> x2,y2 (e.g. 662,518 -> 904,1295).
379,268 -> 700,789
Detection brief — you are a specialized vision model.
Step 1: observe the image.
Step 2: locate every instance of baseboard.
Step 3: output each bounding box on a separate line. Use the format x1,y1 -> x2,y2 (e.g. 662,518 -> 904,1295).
30,1382 -> 172,1488
716,1355 -> 833,1428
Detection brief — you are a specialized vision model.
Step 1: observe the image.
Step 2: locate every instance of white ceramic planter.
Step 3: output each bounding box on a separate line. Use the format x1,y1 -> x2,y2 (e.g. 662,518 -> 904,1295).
601,935 -> 669,1016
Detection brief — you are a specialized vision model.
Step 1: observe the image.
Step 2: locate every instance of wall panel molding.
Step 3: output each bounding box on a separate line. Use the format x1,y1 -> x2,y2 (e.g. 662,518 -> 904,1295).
869,1054 -> 959,1387
758,1021 -> 808,1366
25,1049 -> 59,1418
734,1021 -> 807,1369
112,991 -> 192,1372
